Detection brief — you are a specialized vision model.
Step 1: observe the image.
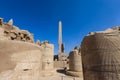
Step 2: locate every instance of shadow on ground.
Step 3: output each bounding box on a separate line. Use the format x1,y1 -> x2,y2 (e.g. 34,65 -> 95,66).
56,68 -> 67,75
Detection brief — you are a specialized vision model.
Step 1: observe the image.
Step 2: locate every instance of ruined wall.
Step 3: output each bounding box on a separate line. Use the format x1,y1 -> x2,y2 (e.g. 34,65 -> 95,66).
0,40 -> 42,80
54,61 -> 68,68
0,18 -> 55,79
81,31 -> 120,80
40,42 -> 54,76
0,18 -> 34,43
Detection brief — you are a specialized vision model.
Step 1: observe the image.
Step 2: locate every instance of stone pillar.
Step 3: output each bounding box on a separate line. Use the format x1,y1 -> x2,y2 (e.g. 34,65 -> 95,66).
41,43 -> 54,76
66,47 -> 83,77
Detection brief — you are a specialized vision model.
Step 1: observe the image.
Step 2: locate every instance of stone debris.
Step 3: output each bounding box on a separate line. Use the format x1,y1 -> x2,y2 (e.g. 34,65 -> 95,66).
88,26 -> 120,35
0,18 -> 34,43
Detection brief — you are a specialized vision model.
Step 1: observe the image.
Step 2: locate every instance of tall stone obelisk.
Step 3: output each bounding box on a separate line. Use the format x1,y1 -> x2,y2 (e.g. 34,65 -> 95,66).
58,21 -> 62,55
58,21 -> 67,61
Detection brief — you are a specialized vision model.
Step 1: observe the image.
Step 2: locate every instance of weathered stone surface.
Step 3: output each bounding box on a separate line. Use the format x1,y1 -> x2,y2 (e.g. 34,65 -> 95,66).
0,40 -> 42,80
58,53 -> 67,61
0,19 -> 34,43
69,51 -> 82,72
0,18 -> 55,79
66,71 -> 83,77
81,27 -> 120,80
0,28 -> 4,36
67,47 -> 83,77
54,61 -> 68,68
40,42 -> 54,76
58,43 -> 67,61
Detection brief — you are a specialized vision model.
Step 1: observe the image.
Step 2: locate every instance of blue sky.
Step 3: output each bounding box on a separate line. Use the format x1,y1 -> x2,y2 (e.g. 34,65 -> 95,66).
0,0 -> 120,55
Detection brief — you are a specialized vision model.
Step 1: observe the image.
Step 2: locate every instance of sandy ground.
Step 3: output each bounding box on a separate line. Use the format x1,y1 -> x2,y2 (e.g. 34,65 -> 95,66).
39,68 -> 83,80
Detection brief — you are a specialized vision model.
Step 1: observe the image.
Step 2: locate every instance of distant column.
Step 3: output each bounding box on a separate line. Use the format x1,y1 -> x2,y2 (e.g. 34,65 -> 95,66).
58,21 -> 62,55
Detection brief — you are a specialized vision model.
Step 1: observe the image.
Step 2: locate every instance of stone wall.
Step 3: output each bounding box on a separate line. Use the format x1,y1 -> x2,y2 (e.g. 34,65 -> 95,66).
0,40 -> 42,80
54,61 -> 68,68
0,18 -> 55,79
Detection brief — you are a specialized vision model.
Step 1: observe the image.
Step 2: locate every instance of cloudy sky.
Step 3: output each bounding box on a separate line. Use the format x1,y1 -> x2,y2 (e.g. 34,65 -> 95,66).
0,0 -> 120,54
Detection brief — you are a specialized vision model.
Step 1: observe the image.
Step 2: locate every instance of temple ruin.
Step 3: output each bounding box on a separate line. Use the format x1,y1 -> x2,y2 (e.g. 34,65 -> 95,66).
0,18 -> 54,80
1,17 -> 120,80
58,21 -> 67,61
0,18 -> 34,42
54,21 -> 68,69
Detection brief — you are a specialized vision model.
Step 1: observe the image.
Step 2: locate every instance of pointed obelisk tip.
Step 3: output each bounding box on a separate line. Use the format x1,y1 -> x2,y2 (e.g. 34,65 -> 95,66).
59,21 -> 62,24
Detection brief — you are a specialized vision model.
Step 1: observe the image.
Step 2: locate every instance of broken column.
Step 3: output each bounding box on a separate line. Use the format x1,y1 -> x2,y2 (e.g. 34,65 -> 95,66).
81,28 -> 120,80
41,41 -> 54,76
66,46 -> 83,77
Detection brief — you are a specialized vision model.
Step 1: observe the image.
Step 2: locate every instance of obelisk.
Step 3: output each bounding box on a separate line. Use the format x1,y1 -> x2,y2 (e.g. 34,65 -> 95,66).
58,21 -> 67,61
58,21 -> 62,55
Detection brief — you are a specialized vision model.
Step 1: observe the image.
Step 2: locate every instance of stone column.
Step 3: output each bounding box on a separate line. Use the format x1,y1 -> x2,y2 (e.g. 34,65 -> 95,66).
66,47 -> 83,77
41,43 -> 54,76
